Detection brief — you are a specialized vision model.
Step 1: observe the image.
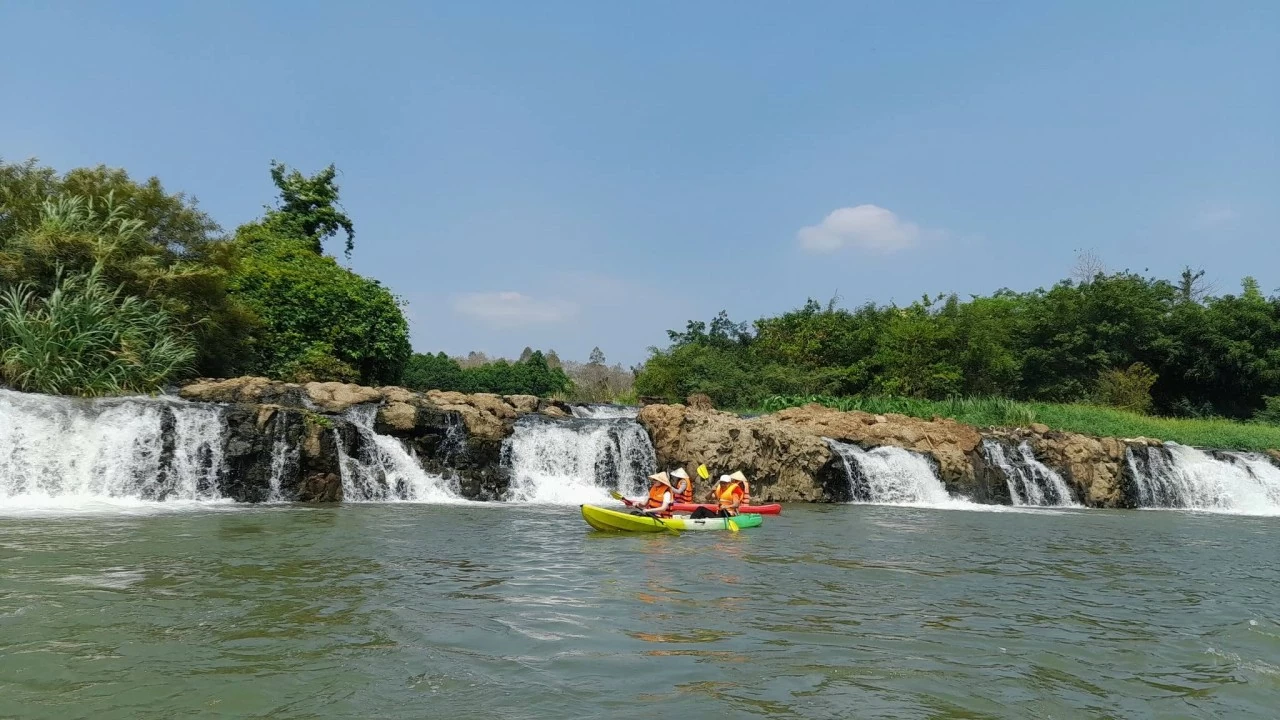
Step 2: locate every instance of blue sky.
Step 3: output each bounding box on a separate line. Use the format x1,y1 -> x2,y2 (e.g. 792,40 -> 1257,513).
2,1 -> 1276,365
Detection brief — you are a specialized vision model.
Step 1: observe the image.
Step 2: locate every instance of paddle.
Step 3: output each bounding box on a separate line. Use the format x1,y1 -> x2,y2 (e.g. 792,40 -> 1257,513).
610,490 -> 681,535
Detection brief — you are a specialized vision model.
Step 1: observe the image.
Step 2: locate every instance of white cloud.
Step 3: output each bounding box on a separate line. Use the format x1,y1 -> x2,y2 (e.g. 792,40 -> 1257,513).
451,291 -> 577,328
797,204 -> 935,254
1194,206 -> 1238,229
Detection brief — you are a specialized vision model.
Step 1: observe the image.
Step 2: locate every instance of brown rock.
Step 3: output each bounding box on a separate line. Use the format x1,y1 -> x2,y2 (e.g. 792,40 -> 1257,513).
180,376 -> 275,404
637,404 -> 840,502
304,382 -> 382,413
298,472 -> 342,502
686,393 -> 715,411
381,386 -> 416,404
505,395 -> 540,413
1029,423 -> 1050,435
541,406 -> 569,419
378,401 -> 418,432
771,404 -> 980,486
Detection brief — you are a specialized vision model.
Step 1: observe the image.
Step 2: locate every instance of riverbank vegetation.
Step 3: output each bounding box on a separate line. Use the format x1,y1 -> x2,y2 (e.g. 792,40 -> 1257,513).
0,157 -> 407,395
755,395 -> 1280,452
0,157 -> 623,399
635,271 -> 1280,424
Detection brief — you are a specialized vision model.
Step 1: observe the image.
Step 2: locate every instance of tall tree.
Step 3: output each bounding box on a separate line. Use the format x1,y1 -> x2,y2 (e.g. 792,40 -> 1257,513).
263,161 -> 355,257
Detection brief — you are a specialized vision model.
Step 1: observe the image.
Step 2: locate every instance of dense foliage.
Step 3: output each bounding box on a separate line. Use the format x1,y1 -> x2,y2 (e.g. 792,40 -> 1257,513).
0,159 -> 254,377
0,157 -> 411,394
636,271 -> 1280,420
403,350 -> 571,396
0,264 -> 195,396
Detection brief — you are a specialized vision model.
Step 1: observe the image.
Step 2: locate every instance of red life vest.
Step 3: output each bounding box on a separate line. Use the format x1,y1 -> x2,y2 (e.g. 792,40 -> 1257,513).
716,481 -> 745,515
672,477 -> 694,504
645,482 -> 672,517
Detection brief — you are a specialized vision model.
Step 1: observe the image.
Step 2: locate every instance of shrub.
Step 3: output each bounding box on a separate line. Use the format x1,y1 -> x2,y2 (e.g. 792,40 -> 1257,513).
0,264 -> 195,396
1093,362 -> 1157,415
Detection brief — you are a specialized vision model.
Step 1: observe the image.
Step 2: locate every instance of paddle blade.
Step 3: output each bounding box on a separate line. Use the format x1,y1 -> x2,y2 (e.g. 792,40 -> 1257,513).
697,464 -> 710,480
727,518 -> 739,532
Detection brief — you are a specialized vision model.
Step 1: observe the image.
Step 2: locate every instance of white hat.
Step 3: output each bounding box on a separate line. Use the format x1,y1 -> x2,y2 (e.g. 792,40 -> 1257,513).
647,471 -> 673,488
729,470 -> 747,483
717,474 -> 732,484
670,468 -> 689,479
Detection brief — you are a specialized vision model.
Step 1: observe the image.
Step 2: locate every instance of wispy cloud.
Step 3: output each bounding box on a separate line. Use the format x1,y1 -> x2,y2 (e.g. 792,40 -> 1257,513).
797,204 -> 941,254
451,291 -> 577,328
1193,205 -> 1238,230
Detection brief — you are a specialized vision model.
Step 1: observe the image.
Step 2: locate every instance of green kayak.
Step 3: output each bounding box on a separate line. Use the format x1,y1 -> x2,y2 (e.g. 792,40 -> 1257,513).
581,504 -> 763,532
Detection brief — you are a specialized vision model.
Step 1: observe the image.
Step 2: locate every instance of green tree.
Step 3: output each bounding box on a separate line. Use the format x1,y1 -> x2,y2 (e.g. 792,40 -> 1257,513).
0,158 -> 256,377
228,224 -> 410,385
402,352 -> 466,392
262,161 -> 355,257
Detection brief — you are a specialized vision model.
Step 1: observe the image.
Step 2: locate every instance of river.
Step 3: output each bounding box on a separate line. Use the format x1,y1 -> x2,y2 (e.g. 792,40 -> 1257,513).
2,503 -> 1277,719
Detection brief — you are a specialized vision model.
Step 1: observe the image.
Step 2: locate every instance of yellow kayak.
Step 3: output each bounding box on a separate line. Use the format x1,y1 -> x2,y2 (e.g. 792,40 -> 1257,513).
580,505 -> 763,533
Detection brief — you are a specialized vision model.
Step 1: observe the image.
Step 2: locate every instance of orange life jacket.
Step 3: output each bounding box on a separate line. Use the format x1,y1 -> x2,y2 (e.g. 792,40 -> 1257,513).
646,482 -> 672,516
740,480 -> 751,505
673,477 -> 694,504
716,481 -> 744,514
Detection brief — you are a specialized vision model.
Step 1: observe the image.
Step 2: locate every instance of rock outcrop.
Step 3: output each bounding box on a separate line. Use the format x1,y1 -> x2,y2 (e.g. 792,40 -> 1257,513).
181,377 -> 572,502
638,404 -> 850,503
637,401 -> 1184,508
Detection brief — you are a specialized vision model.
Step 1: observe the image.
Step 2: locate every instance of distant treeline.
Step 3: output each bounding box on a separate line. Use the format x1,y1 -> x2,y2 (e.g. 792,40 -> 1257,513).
634,269 -> 1280,420
403,346 -> 635,401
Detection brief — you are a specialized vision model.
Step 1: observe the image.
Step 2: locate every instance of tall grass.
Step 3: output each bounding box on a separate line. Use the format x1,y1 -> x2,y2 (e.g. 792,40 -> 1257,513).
756,395 -> 1280,452
0,264 -> 195,396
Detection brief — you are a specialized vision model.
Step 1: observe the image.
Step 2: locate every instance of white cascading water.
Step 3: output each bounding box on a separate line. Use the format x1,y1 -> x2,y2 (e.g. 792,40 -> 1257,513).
569,404 -> 640,420
0,388 -> 227,509
266,414 -> 299,502
336,406 -> 464,503
501,416 -> 656,503
1127,443 -> 1280,515
826,439 -> 957,506
982,439 -> 1079,507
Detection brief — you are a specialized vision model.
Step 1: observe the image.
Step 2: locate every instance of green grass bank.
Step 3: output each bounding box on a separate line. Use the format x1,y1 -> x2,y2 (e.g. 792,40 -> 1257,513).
751,395 -> 1280,453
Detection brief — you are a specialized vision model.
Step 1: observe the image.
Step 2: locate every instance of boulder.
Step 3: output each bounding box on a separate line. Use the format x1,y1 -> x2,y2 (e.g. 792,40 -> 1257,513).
505,394 -> 540,413
771,404 -> 981,489
686,393 -> 715,411
638,405 -> 847,502
377,401 -> 418,433
303,382 -> 382,413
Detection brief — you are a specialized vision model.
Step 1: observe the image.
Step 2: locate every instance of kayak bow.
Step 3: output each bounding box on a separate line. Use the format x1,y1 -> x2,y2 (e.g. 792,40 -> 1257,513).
581,505 -> 762,533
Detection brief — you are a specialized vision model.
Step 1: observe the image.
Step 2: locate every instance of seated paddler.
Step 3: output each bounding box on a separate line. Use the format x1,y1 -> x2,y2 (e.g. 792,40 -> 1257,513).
688,473 -> 745,519
626,471 -> 674,517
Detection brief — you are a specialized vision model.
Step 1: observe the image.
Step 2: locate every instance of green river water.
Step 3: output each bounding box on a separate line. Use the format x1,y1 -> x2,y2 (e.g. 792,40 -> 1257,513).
1,503 -> 1277,719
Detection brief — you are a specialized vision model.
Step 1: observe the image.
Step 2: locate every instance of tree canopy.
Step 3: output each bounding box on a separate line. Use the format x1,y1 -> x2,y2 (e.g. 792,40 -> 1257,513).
635,271 -> 1280,419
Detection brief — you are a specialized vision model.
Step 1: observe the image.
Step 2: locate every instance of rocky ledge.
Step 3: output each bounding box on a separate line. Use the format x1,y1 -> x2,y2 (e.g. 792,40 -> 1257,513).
180,377 -> 571,501
638,403 -> 1171,508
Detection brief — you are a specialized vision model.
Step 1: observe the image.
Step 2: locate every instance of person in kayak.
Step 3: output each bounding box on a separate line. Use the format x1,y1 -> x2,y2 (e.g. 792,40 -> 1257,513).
688,473 -> 745,519
669,467 -> 694,504
729,470 -> 752,504
628,471 -> 675,517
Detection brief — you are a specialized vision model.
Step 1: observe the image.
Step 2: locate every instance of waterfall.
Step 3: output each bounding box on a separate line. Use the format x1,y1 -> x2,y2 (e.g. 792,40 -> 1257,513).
266,413 -> 299,502
1126,443 -> 1280,515
336,406 -> 464,503
826,439 -> 957,506
501,415 -> 656,503
982,439 -> 1079,507
0,388 -> 227,508
569,404 -> 640,420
